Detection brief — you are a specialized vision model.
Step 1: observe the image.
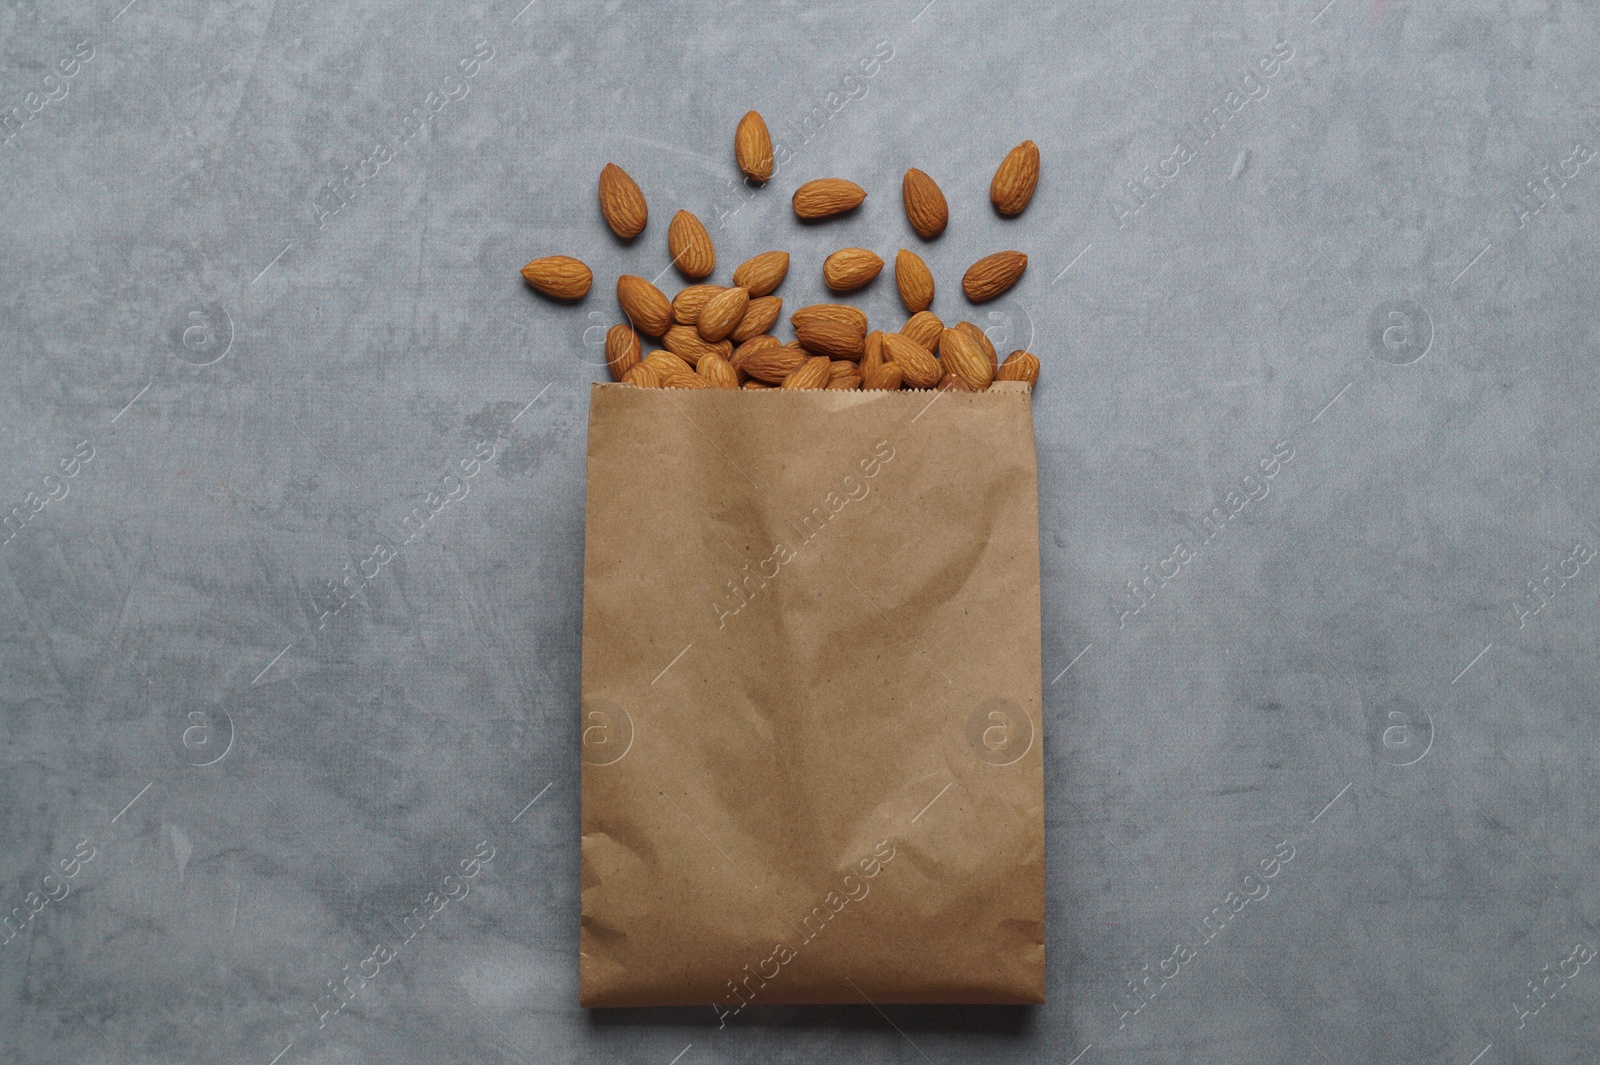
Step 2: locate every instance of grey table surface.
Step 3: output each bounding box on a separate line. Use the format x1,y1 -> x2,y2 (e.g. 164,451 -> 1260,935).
2,0 -> 1598,1062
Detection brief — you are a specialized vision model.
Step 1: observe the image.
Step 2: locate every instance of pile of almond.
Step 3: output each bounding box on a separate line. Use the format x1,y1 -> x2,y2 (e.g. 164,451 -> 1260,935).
520,112 -> 1042,393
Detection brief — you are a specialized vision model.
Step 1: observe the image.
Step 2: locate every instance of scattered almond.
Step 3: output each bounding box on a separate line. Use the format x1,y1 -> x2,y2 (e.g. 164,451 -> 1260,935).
605,324 -> 642,382
617,275 -> 673,335
668,209 -> 716,279
995,350 -> 1040,384
730,296 -> 782,342
990,140 -> 1040,217
732,250 -> 789,296
740,344 -> 809,384
662,324 -> 733,366
901,168 -> 948,239
823,248 -> 884,292
860,330 -> 885,376
795,318 -> 867,360
939,326 -> 995,391
791,303 -> 869,334
735,111 -> 774,182
697,286 -> 750,342
862,361 -> 904,390
732,334 -> 781,369
598,163 -> 648,239
962,250 -> 1028,302
697,352 -> 740,388
672,284 -> 724,325
792,178 -> 866,220
900,311 -> 943,353
781,356 -> 833,390
895,249 -> 934,313
521,255 -> 592,300
661,368 -> 709,389
880,333 -> 942,388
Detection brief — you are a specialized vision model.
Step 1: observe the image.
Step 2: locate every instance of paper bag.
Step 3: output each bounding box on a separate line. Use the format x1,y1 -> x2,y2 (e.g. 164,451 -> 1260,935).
579,381 -> 1044,1009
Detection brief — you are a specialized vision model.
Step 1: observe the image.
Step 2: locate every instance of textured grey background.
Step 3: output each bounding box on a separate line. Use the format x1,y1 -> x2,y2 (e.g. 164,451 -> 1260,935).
1,0 -> 1598,1062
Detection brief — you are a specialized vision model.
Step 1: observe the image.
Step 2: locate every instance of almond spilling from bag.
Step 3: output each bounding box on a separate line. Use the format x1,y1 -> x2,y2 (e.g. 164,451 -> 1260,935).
731,334 -> 781,368
662,324 -> 732,366
668,209 -> 716,279
792,178 -> 866,220
739,343 -> 809,384
730,296 -> 782,342
938,372 -> 973,392
990,140 -> 1040,217
880,332 -> 942,389
604,324 -> 642,382
617,274 -> 673,335
791,303 -> 868,334
939,325 -> 995,391
901,168 -> 948,239
862,361 -> 903,391
781,355 -> 833,390
823,248 -> 884,292
860,329 -> 885,376
900,310 -> 943,352
731,250 -> 789,296
521,255 -> 592,300
895,249 -> 935,313
697,351 -> 740,388
672,284 -> 723,325
962,251 -> 1028,302
598,163 -> 648,239
622,362 -> 662,388
956,319 -> 998,371
697,286 -> 750,342
734,110 -> 774,182
996,350 -> 1040,384
642,350 -> 693,379
796,318 -> 867,360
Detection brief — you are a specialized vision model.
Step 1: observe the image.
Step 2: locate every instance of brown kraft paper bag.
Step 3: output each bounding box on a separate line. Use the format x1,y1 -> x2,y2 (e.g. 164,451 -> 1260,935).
579,381 -> 1044,1010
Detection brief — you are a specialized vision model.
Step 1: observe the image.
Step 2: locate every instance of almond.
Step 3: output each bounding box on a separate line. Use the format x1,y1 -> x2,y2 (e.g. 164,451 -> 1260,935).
938,372 -> 973,392
956,320 -> 998,371
900,311 -> 943,353
672,284 -> 724,325
743,380 -> 772,390
795,318 -> 867,360
828,360 -> 858,382
521,255 -> 592,300
823,248 -> 884,292
990,140 -> 1040,217
697,352 -> 740,388
741,344 -> 809,384
623,362 -> 662,388
668,209 -> 716,279
827,373 -> 863,390
617,275 -> 674,335
731,334 -> 781,369
730,296 -> 782,342
731,250 -> 789,296
598,163 -> 648,239
697,286 -> 750,342
734,110 -> 774,182
781,355 -> 833,390
996,349 -> 1040,384
860,329 -> 885,376
604,324 -> 642,382
790,303 -> 869,334
938,326 -> 994,391
792,178 -> 866,220
863,361 -> 903,391
661,368 -> 709,389
895,249 -> 934,312
662,324 -> 733,367
901,168 -> 948,239
962,251 -> 1028,302
880,333 -> 942,388
642,350 -> 693,378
